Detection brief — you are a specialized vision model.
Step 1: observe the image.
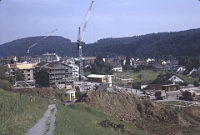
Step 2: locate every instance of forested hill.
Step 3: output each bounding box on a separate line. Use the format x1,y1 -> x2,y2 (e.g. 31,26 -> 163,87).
86,28 -> 200,58
0,36 -> 77,57
0,28 -> 200,58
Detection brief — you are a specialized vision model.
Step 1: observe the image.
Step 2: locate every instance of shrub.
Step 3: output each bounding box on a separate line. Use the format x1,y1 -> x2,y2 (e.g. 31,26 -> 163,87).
0,79 -> 13,91
193,80 -> 200,87
179,82 -> 188,86
132,82 -> 140,89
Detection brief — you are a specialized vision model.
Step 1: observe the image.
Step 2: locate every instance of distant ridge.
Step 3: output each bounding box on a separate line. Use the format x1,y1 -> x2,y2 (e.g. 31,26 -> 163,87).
0,28 -> 200,58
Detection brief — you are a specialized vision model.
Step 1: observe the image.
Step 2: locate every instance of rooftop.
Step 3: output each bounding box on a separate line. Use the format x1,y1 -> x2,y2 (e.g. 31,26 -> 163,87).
87,74 -> 107,78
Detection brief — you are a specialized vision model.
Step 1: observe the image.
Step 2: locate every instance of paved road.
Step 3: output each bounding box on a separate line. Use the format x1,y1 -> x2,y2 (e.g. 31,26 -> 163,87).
122,86 -> 200,104
25,104 -> 57,135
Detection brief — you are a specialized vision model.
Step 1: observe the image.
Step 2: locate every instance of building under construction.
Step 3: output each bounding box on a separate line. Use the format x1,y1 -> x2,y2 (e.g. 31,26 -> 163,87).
35,61 -> 73,88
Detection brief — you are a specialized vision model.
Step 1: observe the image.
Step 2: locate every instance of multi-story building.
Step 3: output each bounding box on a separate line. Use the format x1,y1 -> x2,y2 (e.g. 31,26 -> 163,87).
30,53 -> 60,63
35,61 -> 73,88
7,62 -> 36,88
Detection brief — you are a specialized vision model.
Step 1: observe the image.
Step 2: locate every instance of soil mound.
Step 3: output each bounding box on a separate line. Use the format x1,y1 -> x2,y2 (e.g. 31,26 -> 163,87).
77,91 -> 200,135
12,88 -> 59,98
99,119 -> 137,135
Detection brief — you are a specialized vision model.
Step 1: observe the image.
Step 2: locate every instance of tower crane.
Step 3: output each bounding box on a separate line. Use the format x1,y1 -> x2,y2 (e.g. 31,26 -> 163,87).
77,0 -> 94,81
26,29 -> 57,54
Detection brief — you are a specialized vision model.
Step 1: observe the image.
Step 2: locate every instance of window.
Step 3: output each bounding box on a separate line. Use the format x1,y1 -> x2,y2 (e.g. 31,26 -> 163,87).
28,74 -> 30,76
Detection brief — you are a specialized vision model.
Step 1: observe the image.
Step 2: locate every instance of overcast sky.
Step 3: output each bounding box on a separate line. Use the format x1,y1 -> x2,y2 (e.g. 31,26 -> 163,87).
0,0 -> 200,44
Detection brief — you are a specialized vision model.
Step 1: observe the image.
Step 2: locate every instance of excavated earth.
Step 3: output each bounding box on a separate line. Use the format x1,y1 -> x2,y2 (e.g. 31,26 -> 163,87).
11,88 -> 64,98
77,91 -> 200,135
99,119 -> 137,135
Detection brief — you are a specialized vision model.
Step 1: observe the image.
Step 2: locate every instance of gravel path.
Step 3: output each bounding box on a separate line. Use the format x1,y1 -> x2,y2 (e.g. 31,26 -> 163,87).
25,104 -> 57,135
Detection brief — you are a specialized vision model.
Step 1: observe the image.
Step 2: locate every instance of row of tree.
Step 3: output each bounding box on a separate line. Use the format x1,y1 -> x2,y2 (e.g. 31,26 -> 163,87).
179,56 -> 200,69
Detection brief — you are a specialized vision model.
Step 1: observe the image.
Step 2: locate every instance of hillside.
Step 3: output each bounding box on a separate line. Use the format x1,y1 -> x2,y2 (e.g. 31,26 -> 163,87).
0,88 -> 49,135
0,36 -> 77,57
0,28 -> 200,58
77,91 -> 200,135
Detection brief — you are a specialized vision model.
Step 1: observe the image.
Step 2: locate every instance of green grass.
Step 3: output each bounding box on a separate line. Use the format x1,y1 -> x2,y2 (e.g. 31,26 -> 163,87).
176,74 -> 198,84
0,89 -> 49,135
55,103 -> 154,135
113,70 -> 164,84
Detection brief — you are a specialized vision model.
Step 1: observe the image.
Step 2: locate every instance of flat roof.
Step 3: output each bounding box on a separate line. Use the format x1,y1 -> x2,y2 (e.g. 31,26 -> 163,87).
8,63 -> 36,69
16,63 -> 36,69
87,74 -> 106,78
162,84 -> 178,87
65,90 -> 75,94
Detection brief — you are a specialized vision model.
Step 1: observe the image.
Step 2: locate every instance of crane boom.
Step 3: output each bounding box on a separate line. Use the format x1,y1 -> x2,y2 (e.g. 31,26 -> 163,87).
81,0 -> 94,41
27,29 -> 57,54
77,0 -> 94,81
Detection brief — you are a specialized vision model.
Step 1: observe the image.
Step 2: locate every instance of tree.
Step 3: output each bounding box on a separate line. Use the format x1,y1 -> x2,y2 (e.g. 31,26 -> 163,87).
15,69 -> 25,81
90,56 -> 113,75
193,80 -> 199,87
192,57 -> 200,69
137,74 -> 143,80
0,80 -> 13,91
179,56 -> 190,67
123,55 -> 132,70
0,65 -> 10,81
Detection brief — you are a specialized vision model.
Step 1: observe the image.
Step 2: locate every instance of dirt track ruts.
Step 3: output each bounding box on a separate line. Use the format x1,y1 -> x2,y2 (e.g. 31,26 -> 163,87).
25,104 -> 57,135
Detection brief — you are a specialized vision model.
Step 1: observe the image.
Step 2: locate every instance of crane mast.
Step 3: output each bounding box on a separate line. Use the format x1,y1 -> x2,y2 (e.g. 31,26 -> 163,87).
77,0 -> 94,81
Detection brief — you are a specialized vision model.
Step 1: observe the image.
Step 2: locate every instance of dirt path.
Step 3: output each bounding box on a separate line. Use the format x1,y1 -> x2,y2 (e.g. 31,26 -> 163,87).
25,104 -> 57,135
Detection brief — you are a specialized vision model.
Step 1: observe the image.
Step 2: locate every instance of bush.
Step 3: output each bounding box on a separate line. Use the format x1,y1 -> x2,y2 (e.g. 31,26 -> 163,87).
179,82 -> 188,86
0,79 -> 13,91
132,82 -> 140,89
193,80 -> 200,87
76,91 -> 86,99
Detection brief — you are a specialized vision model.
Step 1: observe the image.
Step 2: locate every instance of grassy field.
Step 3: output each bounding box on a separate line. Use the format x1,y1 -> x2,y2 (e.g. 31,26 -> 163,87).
113,70 -> 164,84
113,70 -> 198,85
0,89 -> 49,135
176,74 -> 198,84
55,103 -> 154,135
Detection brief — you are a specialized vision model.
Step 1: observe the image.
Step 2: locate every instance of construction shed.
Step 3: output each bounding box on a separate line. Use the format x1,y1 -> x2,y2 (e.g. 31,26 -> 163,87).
87,74 -> 107,83
162,84 -> 179,91
62,90 -> 76,101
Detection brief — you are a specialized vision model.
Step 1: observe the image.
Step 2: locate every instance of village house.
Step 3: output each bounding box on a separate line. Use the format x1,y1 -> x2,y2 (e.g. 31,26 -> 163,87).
83,56 -> 96,65
176,66 -> 186,74
140,80 -> 152,90
110,61 -> 123,72
168,75 -> 184,84
133,58 -> 148,67
112,66 -> 123,72
162,84 -> 179,91
188,68 -> 198,76
191,70 -> 200,78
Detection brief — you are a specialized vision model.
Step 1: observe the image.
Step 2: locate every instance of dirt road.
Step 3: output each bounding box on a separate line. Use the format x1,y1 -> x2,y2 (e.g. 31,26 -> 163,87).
25,104 -> 57,135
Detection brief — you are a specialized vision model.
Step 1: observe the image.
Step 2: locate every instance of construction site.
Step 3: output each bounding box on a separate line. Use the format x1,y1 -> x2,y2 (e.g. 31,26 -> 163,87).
1,0 -> 200,134
8,82 -> 200,135
76,90 -> 200,135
